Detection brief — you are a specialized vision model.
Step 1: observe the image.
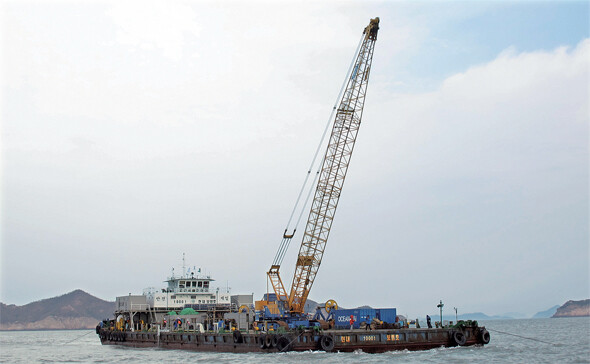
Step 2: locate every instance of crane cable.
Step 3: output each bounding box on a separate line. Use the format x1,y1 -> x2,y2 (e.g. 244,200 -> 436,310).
271,33 -> 365,267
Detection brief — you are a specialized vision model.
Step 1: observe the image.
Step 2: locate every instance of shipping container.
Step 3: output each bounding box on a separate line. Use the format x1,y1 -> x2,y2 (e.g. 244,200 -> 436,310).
333,309 -> 358,328
376,308 -> 397,323
359,309 -> 376,325
333,308 -> 397,328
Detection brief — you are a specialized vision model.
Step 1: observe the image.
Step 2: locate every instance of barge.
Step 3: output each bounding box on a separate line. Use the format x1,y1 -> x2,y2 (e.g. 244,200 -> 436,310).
95,261 -> 490,353
97,17 -> 492,354
97,324 -> 490,353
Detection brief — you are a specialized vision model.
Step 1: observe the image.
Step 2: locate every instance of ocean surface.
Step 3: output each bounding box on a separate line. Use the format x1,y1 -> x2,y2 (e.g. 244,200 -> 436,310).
1,318 -> 588,363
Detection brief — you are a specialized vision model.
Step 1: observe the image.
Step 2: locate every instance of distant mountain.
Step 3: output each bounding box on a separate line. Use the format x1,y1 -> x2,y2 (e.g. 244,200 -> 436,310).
425,312 -> 514,321
533,305 -> 560,318
458,312 -> 513,320
552,299 -> 590,318
502,312 -> 527,319
303,298 -> 320,314
0,289 -> 115,331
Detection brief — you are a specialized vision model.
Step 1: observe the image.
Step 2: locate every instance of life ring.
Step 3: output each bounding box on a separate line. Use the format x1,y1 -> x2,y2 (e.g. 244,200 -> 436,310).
453,331 -> 466,346
479,329 -> 490,344
233,330 -> 243,344
276,336 -> 292,352
320,335 -> 335,352
259,334 -> 267,349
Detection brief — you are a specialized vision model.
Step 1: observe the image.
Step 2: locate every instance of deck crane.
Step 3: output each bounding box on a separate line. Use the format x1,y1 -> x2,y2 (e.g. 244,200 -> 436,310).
265,18 -> 380,317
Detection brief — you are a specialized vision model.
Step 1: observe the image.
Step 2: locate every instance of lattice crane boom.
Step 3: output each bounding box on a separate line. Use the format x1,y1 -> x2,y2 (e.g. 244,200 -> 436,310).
267,17 -> 379,315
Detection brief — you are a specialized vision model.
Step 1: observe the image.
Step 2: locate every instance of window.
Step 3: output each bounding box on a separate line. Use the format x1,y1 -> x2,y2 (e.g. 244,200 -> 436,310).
198,281 -> 203,288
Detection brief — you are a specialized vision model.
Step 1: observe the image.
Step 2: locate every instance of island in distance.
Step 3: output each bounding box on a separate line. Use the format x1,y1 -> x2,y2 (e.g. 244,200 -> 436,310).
0,290 -> 114,331
552,299 -> 590,318
1,291 -> 588,330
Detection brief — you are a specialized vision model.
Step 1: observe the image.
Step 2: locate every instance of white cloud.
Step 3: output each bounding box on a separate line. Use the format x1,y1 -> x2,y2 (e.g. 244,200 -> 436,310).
106,1 -> 201,61
330,39 -> 589,315
1,2 -> 587,318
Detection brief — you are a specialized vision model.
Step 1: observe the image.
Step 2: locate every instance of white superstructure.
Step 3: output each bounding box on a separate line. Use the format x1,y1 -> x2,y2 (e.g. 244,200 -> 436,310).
143,270 -> 231,311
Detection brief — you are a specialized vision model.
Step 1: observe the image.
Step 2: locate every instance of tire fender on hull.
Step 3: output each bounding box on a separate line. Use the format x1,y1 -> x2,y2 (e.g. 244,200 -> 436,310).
452,331 -> 466,346
233,330 -> 243,344
320,335 -> 335,352
276,336 -> 292,352
265,334 -> 273,348
259,334 -> 267,349
479,329 -> 491,344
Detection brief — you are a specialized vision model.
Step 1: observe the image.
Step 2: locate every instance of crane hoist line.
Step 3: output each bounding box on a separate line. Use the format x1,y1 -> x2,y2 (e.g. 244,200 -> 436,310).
264,17 -> 380,316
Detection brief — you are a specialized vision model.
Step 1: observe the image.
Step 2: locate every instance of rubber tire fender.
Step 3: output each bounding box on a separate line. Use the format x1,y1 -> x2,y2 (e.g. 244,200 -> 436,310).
271,335 -> 279,348
259,334 -> 267,349
479,329 -> 490,345
265,334 -> 273,348
453,331 -> 467,346
233,330 -> 243,344
320,335 -> 335,352
276,336 -> 291,352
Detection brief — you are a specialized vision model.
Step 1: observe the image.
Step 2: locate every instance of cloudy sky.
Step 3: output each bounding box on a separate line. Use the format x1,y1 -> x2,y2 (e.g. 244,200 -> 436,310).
1,1 -> 588,318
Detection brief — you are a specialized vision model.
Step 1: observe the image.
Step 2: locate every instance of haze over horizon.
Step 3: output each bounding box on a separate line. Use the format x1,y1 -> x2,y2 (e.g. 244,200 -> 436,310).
1,1 -> 588,320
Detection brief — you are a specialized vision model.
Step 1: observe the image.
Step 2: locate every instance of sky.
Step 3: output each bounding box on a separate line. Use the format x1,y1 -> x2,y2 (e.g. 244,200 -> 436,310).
1,0 -> 588,319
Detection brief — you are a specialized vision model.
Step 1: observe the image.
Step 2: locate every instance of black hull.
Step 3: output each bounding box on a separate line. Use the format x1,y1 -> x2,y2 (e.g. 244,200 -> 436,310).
98,326 -> 489,353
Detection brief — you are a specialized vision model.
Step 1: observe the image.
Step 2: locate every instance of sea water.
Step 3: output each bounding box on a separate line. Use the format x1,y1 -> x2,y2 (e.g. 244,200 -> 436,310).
1,318 -> 588,363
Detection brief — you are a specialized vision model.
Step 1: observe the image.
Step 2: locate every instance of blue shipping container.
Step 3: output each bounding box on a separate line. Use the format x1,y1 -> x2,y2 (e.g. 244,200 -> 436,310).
333,308 -> 397,328
359,309 -> 376,325
333,309 -> 360,329
376,308 -> 397,323
333,309 -> 375,329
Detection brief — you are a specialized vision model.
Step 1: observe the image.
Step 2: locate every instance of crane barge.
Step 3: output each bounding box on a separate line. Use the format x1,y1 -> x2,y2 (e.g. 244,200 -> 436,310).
96,17 -> 491,353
